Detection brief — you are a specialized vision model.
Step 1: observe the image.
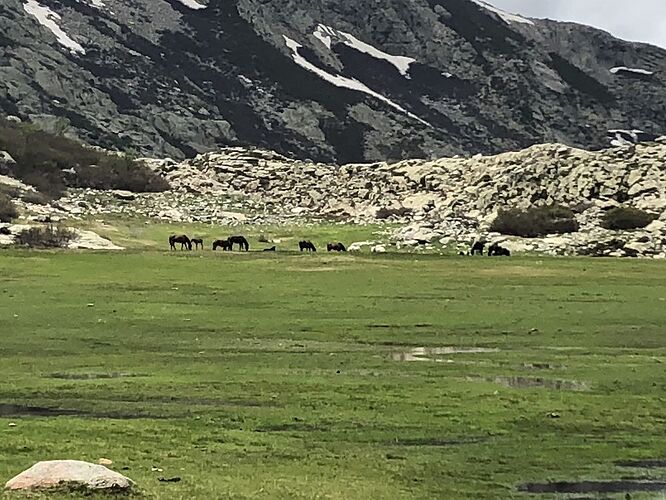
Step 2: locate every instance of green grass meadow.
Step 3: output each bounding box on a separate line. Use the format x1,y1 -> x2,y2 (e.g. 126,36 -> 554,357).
1,224 -> 666,498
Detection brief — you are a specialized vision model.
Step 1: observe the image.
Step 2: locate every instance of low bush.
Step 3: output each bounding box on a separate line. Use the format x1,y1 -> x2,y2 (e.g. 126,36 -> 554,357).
0,193 -> 18,222
375,207 -> 413,220
601,206 -> 655,230
15,224 -> 75,248
0,116 -> 169,198
490,204 -> 579,238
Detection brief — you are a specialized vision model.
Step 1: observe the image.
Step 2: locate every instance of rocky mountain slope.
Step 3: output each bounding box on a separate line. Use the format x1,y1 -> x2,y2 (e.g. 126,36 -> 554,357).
1,0 -> 665,163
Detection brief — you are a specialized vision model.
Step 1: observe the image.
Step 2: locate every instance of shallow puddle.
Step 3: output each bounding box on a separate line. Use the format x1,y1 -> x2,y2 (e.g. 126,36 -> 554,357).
471,376 -> 588,391
390,436 -> 486,447
616,459 -> 666,468
0,403 -> 86,417
519,481 -> 666,494
0,402 -> 161,419
391,347 -> 499,362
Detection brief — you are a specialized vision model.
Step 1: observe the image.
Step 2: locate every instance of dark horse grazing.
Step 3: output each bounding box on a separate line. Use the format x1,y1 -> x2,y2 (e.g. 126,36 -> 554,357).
327,242 -> 346,252
470,241 -> 486,255
299,240 -> 316,252
169,234 -> 192,250
212,239 -> 232,251
228,235 -> 250,251
488,243 -> 511,257
191,238 -> 204,250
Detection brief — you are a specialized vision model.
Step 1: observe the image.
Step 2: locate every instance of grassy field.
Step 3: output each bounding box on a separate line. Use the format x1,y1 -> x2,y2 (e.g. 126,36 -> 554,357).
1,230 -> 666,498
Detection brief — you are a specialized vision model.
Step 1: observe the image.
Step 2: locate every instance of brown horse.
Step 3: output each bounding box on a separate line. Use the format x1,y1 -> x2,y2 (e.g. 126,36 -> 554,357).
191,238 -> 204,250
228,235 -> 250,251
327,242 -> 346,252
299,240 -> 317,252
212,239 -> 232,251
169,234 -> 192,250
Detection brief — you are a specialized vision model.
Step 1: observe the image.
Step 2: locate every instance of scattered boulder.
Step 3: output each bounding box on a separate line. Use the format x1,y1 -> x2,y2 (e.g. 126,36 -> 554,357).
110,190 -> 136,201
68,230 -> 124,250
5,460 -> 134,492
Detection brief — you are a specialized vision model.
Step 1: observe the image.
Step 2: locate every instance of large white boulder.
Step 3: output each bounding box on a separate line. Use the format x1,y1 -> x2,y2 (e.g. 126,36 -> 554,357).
68,229 -> 124,250
5,460 -> 134,492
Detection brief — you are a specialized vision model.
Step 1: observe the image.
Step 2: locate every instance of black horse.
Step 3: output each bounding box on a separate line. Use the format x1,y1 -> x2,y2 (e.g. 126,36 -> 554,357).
327,242 -> 347,252
470,241 -> 486,255
169,234 -> 192,251
299,240 -> 317,252
191,238 -> 204,250
488,243 -> 511,257
212,239 -> 232,251
228,235 -> 250,251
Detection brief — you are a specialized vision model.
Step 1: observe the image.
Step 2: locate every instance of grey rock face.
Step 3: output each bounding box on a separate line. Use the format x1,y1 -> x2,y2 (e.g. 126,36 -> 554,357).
1,0 -> 665,162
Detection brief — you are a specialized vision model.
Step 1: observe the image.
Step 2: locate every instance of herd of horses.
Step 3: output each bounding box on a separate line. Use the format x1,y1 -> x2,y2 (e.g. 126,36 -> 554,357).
168,235 -> 348,253
169,234 -> 510,256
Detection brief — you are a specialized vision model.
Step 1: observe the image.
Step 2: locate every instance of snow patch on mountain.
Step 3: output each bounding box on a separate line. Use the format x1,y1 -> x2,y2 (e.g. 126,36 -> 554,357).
23,0 -> 85,54
283,35 -> 429,126
313,24 -> 415,77
80,0 -> 105,8
610,66 -> 654,76
608,129 -> 660,147
176,0 -> 206,10
471,0 -> 534,25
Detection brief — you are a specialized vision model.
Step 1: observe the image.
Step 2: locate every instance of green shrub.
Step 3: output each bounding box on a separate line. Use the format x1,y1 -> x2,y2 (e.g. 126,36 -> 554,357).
490,204 -> 579,238
15,224 -> 75,248
0,193 -> 18,222
601,206 -> 655,230
0,116 -> 169,198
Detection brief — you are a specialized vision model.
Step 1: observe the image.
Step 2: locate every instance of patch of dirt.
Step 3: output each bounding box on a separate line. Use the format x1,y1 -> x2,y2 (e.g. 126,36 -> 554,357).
477,266 -> 561,278
616,459 -> 666,468
48,372 -> 144,380
518,481 -> 666,494
389,437 -> 486,447
255,423 -> 329,432
391,347 -> 499,362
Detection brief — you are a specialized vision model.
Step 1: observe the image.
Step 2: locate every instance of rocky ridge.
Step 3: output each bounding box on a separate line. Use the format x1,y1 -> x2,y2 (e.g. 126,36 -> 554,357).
24,139 -> 665,258
2,0 -> 665,162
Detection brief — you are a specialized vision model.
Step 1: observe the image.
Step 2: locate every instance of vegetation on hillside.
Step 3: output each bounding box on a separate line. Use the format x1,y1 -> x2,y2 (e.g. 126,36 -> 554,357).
15,224 -> 75,248
0,193 -> 18,222
601,206 -> 655,230
490,204 -> 579,237
0,116 -> 169,199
